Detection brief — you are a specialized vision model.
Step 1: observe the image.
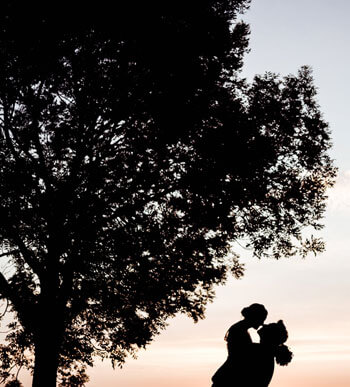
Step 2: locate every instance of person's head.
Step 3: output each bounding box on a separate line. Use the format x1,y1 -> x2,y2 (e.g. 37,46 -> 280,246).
241,303 -> 268,329
258,320 -> 293,366
258,320 -> 288,345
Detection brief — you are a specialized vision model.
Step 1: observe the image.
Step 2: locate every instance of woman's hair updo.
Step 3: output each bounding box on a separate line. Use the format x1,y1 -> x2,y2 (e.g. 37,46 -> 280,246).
258,320 -> 293,366
241,303 -> 268,321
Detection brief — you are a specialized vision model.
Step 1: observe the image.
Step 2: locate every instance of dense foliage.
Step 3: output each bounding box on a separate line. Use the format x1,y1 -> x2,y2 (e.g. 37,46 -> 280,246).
0,1 -> 335,385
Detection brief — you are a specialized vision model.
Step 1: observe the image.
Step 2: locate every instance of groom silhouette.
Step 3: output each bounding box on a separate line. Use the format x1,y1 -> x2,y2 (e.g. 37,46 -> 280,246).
212,303 -> 268,386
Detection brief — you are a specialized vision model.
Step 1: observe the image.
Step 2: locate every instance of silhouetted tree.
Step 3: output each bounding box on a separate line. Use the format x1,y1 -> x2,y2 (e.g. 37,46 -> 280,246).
0,1 -> 335,386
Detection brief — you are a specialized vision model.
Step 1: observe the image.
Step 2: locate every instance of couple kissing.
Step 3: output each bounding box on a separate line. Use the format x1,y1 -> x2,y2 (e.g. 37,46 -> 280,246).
212,303 -> 293,386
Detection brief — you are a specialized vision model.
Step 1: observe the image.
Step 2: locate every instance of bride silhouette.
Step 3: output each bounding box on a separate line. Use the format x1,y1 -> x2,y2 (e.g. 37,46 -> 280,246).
212,304 -> 292,386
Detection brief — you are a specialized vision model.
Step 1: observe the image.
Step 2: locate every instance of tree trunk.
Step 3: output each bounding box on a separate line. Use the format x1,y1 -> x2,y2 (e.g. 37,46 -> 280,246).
32,335 -> 60,387
31,266 -> 65,387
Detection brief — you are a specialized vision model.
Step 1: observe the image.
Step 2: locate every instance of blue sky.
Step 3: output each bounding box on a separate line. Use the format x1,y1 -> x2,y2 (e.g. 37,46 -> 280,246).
242,0 -> 350,167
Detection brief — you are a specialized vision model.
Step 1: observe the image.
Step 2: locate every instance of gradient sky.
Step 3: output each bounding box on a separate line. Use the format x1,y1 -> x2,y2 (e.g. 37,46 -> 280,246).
19,1 -> 350,386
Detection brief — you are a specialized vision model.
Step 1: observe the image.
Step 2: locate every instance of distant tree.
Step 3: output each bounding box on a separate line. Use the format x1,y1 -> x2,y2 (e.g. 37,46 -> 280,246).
0,0 -> 335,386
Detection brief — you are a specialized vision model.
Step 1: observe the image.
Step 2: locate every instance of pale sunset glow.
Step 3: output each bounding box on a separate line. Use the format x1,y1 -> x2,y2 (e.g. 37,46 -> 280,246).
13,0 -> 350,386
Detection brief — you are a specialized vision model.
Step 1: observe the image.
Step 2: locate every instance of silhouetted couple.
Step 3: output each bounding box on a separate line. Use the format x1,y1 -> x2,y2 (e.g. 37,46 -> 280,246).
212,303 -> 293,386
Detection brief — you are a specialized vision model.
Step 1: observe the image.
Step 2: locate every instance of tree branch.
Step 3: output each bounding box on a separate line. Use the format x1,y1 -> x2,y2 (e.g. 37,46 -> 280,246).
0,250 -> 20,258
0,272 -> 16,302
0,271 -> 35,332
7,228 -> 43,278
